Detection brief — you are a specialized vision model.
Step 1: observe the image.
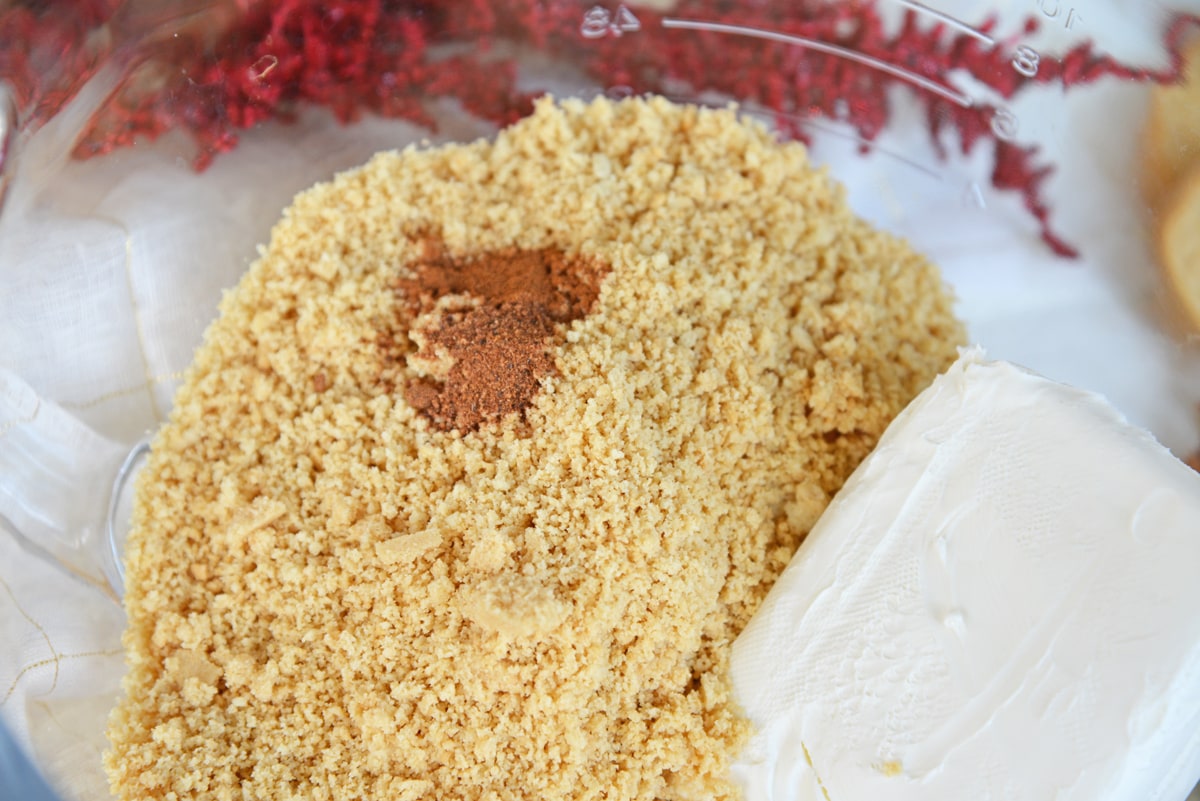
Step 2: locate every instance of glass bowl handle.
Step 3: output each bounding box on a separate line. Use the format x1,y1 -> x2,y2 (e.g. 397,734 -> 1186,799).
0,369 -> 134,601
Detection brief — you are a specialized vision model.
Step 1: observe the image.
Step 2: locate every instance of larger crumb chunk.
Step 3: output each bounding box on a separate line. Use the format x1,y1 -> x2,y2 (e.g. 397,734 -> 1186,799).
457,574 -> 570,639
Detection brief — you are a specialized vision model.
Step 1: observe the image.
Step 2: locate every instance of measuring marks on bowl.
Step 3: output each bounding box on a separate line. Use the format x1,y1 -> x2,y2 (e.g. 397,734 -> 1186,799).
659,17 -> 975,109
889,0 -> 997,44
579,0 -> 1062,147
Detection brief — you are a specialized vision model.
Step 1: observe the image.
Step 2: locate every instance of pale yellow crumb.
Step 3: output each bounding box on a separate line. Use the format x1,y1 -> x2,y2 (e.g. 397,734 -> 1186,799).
106,95 -> 964,801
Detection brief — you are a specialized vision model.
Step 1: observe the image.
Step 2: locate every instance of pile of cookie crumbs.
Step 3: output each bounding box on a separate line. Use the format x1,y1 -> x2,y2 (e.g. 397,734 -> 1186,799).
106,95 -> 964,801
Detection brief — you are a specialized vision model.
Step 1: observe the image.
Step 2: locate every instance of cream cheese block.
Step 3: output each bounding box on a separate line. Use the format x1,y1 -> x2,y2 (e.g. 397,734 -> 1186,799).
730,348 -> 1200,801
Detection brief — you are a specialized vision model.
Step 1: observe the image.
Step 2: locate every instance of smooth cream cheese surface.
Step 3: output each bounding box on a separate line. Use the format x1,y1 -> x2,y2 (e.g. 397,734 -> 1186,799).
730,347 -> 1200,801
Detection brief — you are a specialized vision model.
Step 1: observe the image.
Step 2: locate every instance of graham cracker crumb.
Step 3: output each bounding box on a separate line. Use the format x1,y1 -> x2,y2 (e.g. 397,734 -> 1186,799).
106,95 -> 964,801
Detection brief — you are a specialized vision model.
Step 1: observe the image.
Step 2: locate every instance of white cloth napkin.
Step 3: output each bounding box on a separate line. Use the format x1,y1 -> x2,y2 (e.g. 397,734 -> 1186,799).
1,21 -> 1198,800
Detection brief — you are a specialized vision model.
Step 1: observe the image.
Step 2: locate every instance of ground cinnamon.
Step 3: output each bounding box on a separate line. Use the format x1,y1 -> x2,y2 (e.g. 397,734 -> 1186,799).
392,239 -> 609,433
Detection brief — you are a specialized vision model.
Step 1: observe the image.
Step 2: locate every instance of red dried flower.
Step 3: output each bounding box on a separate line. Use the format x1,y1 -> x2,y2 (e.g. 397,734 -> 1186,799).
1,0 -> 1196,257
0,0 -> 118,124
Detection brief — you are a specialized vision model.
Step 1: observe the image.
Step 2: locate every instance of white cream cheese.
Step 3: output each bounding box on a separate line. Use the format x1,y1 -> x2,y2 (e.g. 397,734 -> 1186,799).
730,347 -> 1200,801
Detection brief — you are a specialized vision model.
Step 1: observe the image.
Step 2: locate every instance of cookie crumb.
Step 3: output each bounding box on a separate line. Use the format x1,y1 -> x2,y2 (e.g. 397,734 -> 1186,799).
107,96 -> 963,801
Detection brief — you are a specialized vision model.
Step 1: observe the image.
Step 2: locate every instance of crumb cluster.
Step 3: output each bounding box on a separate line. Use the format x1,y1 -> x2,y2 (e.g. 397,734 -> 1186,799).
106,96 -> 963,801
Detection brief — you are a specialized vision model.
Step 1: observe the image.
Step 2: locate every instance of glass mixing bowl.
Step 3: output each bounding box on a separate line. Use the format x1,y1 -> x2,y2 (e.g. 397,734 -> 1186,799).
2,1 -> 1199,799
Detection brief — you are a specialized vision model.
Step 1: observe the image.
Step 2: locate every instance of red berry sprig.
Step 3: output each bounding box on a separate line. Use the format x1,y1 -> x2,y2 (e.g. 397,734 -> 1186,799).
1,0 -> 1195,256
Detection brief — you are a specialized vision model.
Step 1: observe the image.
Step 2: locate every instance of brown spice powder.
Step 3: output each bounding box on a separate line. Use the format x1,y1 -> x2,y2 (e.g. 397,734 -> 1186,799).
394,240 -> 609,433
